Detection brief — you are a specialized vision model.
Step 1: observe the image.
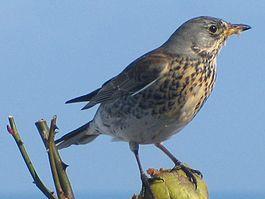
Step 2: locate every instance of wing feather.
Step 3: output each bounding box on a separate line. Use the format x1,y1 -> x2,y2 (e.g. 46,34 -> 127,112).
68,50 -> 173,110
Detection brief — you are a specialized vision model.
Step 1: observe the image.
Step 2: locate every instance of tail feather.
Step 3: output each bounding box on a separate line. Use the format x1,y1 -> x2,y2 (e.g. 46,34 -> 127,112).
55,121 -> 100,150
65,88 -> 100,104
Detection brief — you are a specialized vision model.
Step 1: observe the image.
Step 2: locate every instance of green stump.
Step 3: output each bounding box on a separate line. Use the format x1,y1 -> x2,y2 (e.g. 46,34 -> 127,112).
133,168 -> 209,199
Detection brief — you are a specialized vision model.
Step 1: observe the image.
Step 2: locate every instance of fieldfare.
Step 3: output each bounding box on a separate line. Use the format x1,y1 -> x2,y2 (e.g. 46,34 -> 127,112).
56,16 -> 250,198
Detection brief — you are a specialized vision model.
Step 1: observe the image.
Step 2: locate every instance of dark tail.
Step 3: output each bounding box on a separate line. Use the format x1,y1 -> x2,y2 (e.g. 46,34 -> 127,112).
55,121 -> 100,149
65,88 -> 100,104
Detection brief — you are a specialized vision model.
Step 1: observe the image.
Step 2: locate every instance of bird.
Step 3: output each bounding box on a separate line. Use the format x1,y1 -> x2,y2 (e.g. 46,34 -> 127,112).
56,16 -> 250,197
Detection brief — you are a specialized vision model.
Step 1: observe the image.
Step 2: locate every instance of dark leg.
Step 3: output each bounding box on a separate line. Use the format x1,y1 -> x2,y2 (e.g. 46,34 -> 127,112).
155,143 -> 202,189
129,142 -> 156,199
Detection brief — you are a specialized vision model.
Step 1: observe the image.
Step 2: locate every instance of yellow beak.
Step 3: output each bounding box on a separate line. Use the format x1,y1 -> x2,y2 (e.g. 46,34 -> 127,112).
224,23 -> 251,37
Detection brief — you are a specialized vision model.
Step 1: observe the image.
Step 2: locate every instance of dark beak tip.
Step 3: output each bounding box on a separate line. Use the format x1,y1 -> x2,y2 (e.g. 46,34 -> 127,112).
232,23 -> 251,32
242,24 -> 251,31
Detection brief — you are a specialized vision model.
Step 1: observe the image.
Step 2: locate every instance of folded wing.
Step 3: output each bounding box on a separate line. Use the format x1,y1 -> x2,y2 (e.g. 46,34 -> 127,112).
66,51 -> 172,110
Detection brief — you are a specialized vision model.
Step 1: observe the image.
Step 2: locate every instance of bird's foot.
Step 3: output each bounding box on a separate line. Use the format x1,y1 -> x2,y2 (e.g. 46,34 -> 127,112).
171,164 -> 202,189
188,167 -> 203,178
140,173 -> 157,199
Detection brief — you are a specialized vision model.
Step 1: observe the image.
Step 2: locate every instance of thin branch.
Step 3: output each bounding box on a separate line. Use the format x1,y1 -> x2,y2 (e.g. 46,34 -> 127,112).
36,119 -> 75,199
7,116 -> 56,199
47,116 -> 64,199
53,142 -> 75,199
35,119 -> 49,149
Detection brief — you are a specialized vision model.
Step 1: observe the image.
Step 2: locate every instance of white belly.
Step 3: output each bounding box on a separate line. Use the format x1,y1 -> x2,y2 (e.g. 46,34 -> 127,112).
93,82 -> 210,144
93,106 -> 188,144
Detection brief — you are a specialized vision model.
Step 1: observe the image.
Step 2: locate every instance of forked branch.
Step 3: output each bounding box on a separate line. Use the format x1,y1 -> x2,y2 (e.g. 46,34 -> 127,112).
7,116 -> 74,199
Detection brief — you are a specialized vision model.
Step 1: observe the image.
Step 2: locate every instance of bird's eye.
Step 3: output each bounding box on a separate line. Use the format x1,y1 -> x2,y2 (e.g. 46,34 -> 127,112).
209,25 -> 218,33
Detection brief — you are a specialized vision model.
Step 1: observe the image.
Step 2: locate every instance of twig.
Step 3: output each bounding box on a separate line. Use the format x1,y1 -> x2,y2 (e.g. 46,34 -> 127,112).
7,116 -> 56,199
36,118 -> 75,199
53,142 -> 75,199
35,119 -> 49,149
47,116 -> 65,199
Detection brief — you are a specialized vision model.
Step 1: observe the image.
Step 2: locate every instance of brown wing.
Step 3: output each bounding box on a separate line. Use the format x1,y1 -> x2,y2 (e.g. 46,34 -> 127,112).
80,51 -> 172,109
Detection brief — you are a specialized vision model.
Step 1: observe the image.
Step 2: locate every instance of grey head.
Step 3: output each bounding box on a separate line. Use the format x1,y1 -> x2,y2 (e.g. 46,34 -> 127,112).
162,16 -> 251,59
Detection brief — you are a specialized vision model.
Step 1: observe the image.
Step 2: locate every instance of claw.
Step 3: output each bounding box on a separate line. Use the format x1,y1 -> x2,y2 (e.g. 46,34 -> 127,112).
149,176 -> 165,183
140,173 -> 156,199
171,164 -> 202,189
189,168 -> 203,178
180,165 -> 198,189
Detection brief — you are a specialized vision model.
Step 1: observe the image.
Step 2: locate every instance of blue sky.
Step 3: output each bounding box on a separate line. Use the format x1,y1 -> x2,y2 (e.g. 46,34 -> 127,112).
0,1 -> 264,198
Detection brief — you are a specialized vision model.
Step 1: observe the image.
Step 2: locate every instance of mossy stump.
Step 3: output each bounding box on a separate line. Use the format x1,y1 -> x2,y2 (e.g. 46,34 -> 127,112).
132,167 -> 208,199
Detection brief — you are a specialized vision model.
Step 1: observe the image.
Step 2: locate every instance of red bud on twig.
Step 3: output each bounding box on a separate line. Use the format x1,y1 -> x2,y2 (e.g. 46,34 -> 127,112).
7,125 -> 15,136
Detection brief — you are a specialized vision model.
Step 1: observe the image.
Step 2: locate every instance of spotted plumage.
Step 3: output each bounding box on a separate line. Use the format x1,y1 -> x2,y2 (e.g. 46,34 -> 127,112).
90,51 -> 217,145
56,16 -> 250,195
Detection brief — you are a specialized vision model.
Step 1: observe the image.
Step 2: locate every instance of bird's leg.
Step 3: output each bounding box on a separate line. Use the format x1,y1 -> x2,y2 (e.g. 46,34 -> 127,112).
129,142 -> 156,199
155,143 -> 202,189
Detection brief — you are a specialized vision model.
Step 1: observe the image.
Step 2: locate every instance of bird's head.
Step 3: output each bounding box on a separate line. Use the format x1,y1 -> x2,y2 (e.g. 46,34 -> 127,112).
164,16 -> 251,59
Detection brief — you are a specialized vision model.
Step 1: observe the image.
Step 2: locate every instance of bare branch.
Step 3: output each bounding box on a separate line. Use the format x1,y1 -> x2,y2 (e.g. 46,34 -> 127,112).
36,117 -> 75,199
47,116 -> 65,199
7,116 -> 56,199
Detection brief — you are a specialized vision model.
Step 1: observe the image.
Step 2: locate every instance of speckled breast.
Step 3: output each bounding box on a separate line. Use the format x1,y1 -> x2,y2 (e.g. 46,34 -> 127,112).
96,56 -> 217,143
127,57 -> 216,122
